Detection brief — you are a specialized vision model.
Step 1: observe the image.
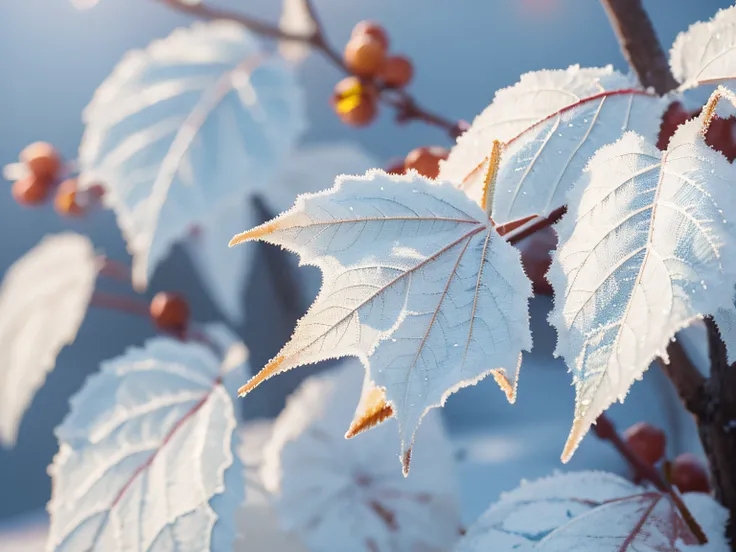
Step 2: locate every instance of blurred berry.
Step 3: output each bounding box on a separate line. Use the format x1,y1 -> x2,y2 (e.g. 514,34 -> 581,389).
623,422 -> 667,466
54,178 -> 85,217
671,453 -> 711,494
20,142 -> 62,181
380,55 -> 413,88
403,146 -> 449,179
150,292 -> 190,333
12,175 -> 53,206
351,21 -> 389,50
344,35 -> 386,78
332,76 -> 378,127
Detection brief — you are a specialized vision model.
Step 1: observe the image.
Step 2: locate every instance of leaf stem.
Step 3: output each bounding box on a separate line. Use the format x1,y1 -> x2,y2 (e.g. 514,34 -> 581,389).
96,256 -> 132,284
594,414 -> 707,544
90,290 -> 150,318
155,0 -> 463,138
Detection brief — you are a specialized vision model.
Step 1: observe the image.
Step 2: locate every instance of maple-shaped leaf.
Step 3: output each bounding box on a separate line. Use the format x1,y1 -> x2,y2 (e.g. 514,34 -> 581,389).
456,471 -> 728,552
548,118 -> 736,462
230,170 -> 533,473
47,334 -> 244,551
670,5 -> 736,90
185,142 -> 378,323
78,20 -> 305,290
261,361 -> 463,552
278,0 -> 318,63
438,65 -> 668,224
0,233 -> 98,447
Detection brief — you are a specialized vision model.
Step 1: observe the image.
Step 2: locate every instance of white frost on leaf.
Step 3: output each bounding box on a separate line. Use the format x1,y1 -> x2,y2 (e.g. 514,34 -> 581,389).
47,336 -> 244,551
670,6 -> 736,90
713,298 -> 736,365
185,142 -> 378,323
231,170 -> 533,473
455,471 -> 728,552
262,361 -> 463,552
78,20 -> 305,290
438,65 -> 668,224
278,0 -> 317,63
0,233 -> 98,447
548,119 -> 736,462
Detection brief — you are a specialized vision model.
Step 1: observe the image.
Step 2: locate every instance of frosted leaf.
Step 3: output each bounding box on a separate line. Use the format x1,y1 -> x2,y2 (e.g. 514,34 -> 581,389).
713,297 -> 736,365
47,336 -> 244,551
235,420 -> 309,552
438,65 -> 668,224
262,361 -> 463,552
231,170 -> 533,473
278,0 -> 317,63
456,471 -> 728,552
185,142 -> 378,323
196,321 -> 251,406
670,6 -> 736,90
78,20 -> 305,290
548,119 -> 736,462
0,233 -> 98,447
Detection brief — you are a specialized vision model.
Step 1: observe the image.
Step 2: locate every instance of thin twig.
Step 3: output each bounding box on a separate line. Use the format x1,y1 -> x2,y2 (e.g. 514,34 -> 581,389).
90,290 -> 150,318
594,414 -> 707,544
97,256 -> 132,284
156,0 -> 463,138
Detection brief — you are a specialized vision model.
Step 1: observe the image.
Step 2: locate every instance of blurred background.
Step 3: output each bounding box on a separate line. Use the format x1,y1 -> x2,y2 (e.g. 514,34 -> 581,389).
0,0 -> 729,540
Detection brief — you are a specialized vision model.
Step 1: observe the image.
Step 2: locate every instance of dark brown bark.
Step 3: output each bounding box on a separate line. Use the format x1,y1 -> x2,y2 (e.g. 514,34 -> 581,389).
600,0 -> 679,94
599,0 -> 736,545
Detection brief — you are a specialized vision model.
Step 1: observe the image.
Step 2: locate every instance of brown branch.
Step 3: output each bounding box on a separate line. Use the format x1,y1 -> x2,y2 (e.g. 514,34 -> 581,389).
599,0 -> 679,94
156,0 -> 463,138
90,291 -> 150,318
594,414 -> 707,544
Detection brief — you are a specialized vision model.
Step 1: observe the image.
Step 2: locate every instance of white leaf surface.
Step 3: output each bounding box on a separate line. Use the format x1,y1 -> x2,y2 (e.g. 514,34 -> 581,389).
278,0 -> 317,63
262,361 -> 463,552
184,142 -> 378,323
456,471 -> 728,552
0,233 -> 98,447
47,336 -> 244,551
235,420 -> 309,552
670,6 -> 736,90
79,20 -> 305,290
232,170 -> 533,472
438,65 -> 668,224
548,120 -> 736,461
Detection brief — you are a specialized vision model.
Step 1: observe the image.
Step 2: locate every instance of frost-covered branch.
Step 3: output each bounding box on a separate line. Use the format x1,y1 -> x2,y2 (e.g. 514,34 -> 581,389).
156,0 -> 463,137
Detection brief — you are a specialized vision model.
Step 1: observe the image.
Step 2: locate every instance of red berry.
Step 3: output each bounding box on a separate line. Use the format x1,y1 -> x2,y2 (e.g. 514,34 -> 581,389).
54,178 -> 85,217
12,175 -> 53,206
672,453 -> 711,493
380,55 -> 413,88
351,21 -> 389,50
705,115 -> 736,162
331,76 -> 378,127
385,158 -> 406,175
20,142 -> 62,181
403,146 -> 449,179
150,292 -> 190,333
344,35 -> 386,78
623,422 -> 667,466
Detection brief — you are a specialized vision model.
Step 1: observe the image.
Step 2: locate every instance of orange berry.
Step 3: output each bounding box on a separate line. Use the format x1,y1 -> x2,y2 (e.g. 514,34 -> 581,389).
12,175 -> 53,206
344,35 -> 386,78
20,142 -> 62,181
404,146 -> 449,179
385,158 -> 406,175
150,292 -> 190,333
351,21 -> 389,50
672,453 -> 711,493
623,422 -> 667,466
332,76 -> 378,127
380,55 -> 413,88
54,178 -> 85,217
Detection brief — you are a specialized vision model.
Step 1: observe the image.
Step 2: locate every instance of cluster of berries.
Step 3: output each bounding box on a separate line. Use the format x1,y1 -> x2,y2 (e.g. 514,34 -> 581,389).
6,142 -> 100,216
331,21 -> 414,127
624,422 -> 711,494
